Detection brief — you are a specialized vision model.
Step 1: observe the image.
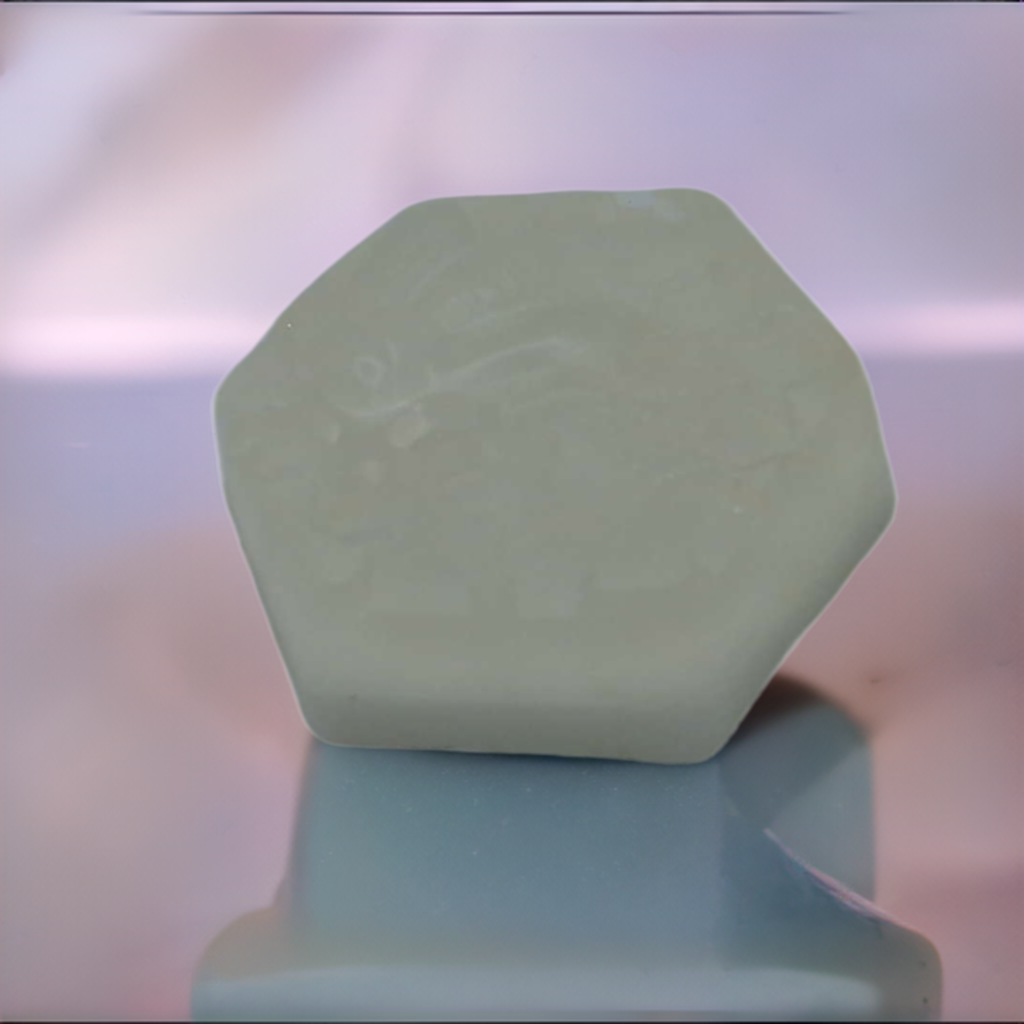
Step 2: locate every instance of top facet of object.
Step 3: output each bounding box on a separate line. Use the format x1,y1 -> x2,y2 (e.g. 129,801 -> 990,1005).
215,189 -> 895,763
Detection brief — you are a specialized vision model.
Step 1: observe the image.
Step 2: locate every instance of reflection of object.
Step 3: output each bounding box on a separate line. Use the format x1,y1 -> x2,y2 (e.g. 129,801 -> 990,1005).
722,677 -> 874,901
215,188 -> 895,764
191,681 -> 940,1021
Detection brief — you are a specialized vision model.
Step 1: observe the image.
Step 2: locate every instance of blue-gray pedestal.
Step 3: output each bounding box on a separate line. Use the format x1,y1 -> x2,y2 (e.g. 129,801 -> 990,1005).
191,682 -> 940,1021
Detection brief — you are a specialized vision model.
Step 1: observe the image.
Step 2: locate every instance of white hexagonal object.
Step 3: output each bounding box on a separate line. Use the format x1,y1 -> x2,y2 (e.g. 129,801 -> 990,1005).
215,189 -> 894,763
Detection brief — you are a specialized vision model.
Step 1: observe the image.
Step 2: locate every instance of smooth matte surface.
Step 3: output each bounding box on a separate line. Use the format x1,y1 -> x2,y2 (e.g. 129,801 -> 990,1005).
191,684 -> 938,1022
215,188 -> 896,762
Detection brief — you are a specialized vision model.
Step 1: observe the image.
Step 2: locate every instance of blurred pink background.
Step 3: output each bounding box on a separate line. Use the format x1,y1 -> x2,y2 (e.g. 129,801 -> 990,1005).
1,3 -> 1021,1020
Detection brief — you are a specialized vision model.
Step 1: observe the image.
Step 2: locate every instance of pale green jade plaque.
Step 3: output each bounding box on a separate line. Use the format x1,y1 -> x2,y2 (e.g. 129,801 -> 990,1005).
215,189 -> 895,763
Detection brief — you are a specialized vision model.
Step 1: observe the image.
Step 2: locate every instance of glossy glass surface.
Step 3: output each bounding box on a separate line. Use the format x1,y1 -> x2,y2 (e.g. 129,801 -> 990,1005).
193,684 -> 939,1021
